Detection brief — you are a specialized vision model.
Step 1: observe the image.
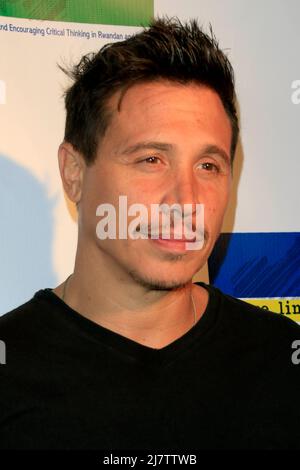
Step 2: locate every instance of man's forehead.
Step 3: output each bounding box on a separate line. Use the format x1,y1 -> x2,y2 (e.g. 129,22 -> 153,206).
100,80 -> 232,159
107,79 -> 221,116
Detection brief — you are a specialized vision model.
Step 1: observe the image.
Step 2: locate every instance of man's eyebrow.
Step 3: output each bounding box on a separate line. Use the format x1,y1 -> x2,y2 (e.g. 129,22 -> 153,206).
122,141 -> 173,155
201,144 -> 231,165
121,141 -> 230,164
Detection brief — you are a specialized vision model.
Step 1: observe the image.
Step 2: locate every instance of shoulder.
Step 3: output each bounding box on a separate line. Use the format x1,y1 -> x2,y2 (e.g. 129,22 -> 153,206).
220,287 -> 299,332
0,289 -> 57,379
197,281 -> 300,344
0,290 -> 48,338
195,283 -> 300,372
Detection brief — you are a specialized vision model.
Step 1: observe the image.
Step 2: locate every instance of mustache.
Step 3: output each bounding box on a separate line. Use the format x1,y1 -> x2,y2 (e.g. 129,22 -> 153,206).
127,204 -> 205,242
135,220 -> 205,238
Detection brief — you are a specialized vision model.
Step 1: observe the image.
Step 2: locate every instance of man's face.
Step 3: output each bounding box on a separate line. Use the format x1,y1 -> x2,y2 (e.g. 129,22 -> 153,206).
79,80 -> 232,291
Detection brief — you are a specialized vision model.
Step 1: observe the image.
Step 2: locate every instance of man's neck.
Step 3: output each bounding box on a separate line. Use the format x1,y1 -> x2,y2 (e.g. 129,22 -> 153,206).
52,245 -> 209,349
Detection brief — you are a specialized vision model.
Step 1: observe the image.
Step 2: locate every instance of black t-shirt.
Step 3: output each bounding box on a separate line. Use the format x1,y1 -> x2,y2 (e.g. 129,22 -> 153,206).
0,282 -> 299,450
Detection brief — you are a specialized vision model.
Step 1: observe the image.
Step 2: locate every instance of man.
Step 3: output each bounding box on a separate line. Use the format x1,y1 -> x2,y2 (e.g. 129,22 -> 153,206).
0,17 -> 299,450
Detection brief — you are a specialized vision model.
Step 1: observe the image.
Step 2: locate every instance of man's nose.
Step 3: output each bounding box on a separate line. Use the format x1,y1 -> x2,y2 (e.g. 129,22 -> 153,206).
163,166 -> 198,209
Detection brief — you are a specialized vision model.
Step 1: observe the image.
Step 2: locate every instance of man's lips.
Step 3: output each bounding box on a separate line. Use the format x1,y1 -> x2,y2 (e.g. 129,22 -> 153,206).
158,234 -> 196,243
149,232 -> 197,242
137,226 -> 198,243
149,235 -> 197,253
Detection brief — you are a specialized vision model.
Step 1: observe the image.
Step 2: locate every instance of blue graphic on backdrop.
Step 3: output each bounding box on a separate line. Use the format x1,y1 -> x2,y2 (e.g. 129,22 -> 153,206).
208,232 -> 300,297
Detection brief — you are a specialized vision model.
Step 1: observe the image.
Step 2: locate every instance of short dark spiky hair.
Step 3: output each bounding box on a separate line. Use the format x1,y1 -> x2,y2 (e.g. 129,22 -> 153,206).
60,17 -> 239,165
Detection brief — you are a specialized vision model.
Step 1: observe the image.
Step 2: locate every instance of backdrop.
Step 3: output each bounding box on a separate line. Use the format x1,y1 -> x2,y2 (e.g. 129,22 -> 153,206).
0,0 -> 299,322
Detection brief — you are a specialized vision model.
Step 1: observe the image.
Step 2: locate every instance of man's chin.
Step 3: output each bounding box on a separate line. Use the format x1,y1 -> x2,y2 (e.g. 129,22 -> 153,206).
128,269 -> 191,292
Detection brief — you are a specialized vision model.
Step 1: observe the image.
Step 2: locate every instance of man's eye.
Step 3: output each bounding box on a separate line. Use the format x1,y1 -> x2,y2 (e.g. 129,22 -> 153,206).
140,156 -> 160,164
199,162 -> 219,172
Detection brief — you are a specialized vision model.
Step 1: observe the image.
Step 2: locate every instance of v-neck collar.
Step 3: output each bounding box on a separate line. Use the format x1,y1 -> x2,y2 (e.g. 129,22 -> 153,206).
34,282 -> 221,368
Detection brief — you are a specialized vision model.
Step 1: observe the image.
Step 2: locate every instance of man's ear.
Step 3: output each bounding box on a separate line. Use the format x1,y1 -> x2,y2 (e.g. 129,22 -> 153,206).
58,142 -> 86,204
